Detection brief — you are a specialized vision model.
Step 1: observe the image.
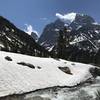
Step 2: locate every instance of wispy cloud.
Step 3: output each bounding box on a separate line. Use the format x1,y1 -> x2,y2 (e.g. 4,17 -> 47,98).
40,17 -> 48,21
24,24 -> 39,36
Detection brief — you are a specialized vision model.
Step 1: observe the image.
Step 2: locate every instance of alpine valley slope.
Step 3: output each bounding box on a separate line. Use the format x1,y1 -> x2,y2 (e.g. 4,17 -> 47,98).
0,16 -> 49,57
0,51 -> 100,99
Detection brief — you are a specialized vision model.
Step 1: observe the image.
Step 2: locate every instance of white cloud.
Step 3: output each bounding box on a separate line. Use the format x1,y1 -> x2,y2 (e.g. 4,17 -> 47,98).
24,24 -> 39,36
56,12 -> 76,24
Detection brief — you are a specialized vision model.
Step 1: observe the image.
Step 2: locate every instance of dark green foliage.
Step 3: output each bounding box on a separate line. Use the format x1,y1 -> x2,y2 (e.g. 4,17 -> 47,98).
56,26 -> 95,64
57,29 -> 66,59
0,16 -> 50,57
57,27 -> 71,59
94,48 -> 100,65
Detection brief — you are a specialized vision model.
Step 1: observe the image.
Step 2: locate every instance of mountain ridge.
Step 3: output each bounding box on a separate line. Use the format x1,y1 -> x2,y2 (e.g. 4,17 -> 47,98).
38,12 -> 100,64
0,16 -> 49,57
39,12 -> 100,51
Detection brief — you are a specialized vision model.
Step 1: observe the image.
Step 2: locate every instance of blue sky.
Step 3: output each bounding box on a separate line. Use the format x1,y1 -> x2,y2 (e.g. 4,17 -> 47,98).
0,0 -> 100,35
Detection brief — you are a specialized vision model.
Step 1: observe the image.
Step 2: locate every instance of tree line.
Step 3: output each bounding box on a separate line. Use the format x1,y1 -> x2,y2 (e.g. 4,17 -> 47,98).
51,26 -> 100,66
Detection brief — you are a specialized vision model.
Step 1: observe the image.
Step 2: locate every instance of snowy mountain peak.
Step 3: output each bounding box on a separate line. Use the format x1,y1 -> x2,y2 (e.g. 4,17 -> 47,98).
56,12 -> 77,24
55,12 -> 95,26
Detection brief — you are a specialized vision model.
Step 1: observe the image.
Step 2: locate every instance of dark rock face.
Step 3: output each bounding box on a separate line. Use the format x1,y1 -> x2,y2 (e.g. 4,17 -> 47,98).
58,66 -> 72,75
89,67 -> 100,77
31,32 -> 38,41
38,13 -> 100,64
0,16 -> 49,57
39,13 -> 100,51
5,56 -> 12,61
17,62 -> 35,69
70,14 -> 95,29
38,19 -> 64,49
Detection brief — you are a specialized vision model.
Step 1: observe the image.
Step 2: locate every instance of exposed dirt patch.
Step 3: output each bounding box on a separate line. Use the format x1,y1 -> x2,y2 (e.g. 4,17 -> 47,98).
17,62 -> 35,69
58,66 -> 72,75
5,56 -> 12,61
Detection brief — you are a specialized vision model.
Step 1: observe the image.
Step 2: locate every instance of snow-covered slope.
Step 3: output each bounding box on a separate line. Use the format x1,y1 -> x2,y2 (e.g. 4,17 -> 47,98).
0,51 -> 97,97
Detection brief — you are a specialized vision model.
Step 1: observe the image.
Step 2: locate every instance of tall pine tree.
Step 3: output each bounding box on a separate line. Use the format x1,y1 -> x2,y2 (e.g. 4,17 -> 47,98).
57,26 -> 71,59
57,27 -> 67,59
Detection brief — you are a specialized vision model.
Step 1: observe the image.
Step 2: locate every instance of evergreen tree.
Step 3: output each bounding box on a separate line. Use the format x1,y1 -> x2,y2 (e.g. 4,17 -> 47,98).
57,27 -> 69,59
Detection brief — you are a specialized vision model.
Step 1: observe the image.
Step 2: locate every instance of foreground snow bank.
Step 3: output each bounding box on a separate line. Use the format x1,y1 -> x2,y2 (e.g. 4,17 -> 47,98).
0,51 -> 96,97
